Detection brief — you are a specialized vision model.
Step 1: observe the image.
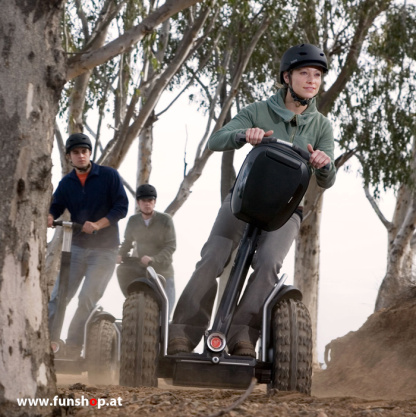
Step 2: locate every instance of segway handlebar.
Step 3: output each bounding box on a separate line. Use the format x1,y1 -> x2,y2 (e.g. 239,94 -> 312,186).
52,220 -> 86,234
235,133 -> 330,170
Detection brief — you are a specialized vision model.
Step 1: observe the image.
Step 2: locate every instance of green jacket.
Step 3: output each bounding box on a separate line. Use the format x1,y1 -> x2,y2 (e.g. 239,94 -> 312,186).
118,211 -> 176,277
208,88 -> 336,189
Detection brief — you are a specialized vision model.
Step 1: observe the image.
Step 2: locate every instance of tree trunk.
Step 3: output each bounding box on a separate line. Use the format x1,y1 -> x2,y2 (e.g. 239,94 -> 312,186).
375,183 -> 416,310
0,1 -> 65,414
45,229 -> 63,298
294,177 -> 324,368
67,71 -> 92,133
165,147 -> 213,216
137,120 -> 154,186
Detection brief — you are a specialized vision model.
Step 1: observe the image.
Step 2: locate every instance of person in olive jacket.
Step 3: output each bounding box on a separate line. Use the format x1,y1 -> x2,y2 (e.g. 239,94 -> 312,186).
117,184 -> 176,317
168,43 -> 336,358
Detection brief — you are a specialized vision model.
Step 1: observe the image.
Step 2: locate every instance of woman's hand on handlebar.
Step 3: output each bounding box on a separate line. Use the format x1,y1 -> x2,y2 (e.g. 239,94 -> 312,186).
245,128 -> 274,146
307,144 -> 331,170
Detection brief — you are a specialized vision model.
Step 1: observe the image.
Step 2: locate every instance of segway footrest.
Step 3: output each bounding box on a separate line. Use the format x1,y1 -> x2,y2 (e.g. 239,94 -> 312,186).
172,354 -> 256,389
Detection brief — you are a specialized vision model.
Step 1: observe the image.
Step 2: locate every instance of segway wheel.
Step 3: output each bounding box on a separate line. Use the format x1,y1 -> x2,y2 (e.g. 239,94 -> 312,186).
119,291 -> 160,387
87,319 -> 119,385
270,298 -> 312,394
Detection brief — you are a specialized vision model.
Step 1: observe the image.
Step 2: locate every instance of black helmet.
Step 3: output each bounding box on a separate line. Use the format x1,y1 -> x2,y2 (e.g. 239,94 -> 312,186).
136,184 -> 157,200
65,133 -> 92,154
279,44 -> 328,84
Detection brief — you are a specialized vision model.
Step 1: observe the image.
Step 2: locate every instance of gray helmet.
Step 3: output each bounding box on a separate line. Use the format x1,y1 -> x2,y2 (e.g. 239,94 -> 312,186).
65,133 -> 92,154
136,184 -> 157,200
279,43 -> 328,84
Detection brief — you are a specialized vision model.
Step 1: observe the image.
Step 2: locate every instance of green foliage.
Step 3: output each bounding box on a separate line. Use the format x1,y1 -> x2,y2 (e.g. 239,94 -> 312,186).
165,0 -> 312,115
58,0 -> 416,196
59,1 -> 147,126
333,3 -> 416,195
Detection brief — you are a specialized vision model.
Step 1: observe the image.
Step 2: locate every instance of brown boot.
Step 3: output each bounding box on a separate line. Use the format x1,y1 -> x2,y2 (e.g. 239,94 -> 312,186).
167,338 -> 193,355
230,341 -> 256,358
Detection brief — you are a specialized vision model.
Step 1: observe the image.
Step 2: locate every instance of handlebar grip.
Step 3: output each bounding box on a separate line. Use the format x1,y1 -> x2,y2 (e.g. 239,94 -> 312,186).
235,132 -> 248,143
52,220 -> 84,232
236,132 -> 279,144
290,143 -> 330,170
291,143 -> 311,161
236,132 -> 330,170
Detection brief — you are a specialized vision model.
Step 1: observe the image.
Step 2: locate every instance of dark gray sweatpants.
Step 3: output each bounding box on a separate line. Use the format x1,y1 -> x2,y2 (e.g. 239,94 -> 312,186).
169,193 -> 301,350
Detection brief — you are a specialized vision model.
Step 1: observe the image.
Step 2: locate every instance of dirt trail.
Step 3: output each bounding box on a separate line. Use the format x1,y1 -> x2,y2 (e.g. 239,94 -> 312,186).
56,377 -> 416,417
56,299 -> 416,416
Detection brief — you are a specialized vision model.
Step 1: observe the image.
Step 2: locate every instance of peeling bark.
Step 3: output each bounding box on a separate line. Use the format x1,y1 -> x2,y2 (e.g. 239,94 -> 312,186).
137,122 -> 154,186
375,183 -> 416,310
0,1 -> 66,413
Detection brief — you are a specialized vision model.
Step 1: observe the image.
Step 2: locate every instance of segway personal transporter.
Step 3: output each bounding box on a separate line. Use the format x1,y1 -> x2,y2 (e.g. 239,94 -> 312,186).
50,220 -> 121,385
119,135 -> 318,393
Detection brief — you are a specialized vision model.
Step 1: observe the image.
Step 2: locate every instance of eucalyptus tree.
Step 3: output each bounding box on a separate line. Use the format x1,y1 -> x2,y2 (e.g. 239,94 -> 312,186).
162,0 -> 415,366
46,0 -> 223,296
57,1 -> 285,211
332,3 -> 416,311
289,0 -> 398,365
0,1 -> 202,414
77,0 -> 416,367
164,0 -> 293,214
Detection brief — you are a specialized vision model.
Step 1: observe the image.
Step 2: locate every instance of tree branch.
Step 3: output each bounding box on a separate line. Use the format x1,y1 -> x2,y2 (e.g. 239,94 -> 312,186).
99,1 -> 214,168
164,16 -> 271,216
85,0 -> 129,52
319,0 -> 392,115
364,185 -> 393,230
67,0 -> 203,80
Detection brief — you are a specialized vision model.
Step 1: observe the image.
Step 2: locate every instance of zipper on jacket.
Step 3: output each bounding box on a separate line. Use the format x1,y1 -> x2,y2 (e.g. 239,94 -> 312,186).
290,115 -> 298,143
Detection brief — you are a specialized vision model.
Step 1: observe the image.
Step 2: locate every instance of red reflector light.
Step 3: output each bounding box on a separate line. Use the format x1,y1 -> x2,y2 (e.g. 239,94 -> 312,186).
211,337 -> 222,349
206,332 -> 226,352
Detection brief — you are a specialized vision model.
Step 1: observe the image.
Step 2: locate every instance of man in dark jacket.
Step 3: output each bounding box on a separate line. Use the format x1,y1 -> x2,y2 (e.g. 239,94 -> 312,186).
48,133 -> 128,358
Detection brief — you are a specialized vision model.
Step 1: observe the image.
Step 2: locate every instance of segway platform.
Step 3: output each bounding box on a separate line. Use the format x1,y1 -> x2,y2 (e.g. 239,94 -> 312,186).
161,353 -> 257,389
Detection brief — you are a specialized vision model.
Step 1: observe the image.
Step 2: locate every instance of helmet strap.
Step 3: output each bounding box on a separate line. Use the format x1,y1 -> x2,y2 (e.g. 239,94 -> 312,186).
289,85 -> 310,106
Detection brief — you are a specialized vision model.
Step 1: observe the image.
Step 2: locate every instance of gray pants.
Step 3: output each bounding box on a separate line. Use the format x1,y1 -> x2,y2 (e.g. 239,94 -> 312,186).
49,246 -> 117,347
170,193 -> 300,349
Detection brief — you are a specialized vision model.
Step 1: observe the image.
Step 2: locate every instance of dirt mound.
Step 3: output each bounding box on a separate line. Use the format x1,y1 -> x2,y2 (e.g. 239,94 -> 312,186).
313,299 -> 416,400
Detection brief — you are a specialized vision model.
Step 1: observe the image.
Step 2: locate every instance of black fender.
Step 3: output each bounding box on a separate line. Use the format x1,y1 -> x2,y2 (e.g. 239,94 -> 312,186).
90,310 -> 116,324
265,284 -> 303,324
270,285 -> 302,305
126,277 -> 165,307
